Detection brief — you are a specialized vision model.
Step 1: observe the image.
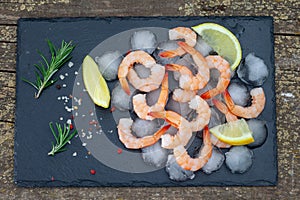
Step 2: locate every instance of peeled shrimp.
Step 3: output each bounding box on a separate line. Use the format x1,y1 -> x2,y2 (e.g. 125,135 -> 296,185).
118,50 -> 164,95
148,110 -> 193,149
173,126 -> 213,171
212,99 -> 238,122
200,55 -> 231,99
188,95 -> 211,132
133,73 -> 169,120
211,99 -> 236,148
117,118 -> 171,149
172,88 -> 196,103
165,42 -> 210,90
224,87 -> 266,118
159,27 -> 197,58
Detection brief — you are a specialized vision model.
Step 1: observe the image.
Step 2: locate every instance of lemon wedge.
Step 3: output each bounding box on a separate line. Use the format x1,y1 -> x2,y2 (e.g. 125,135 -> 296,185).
192,23 -> 242,70
210,119 -> 254,145
82,55 -> 110,108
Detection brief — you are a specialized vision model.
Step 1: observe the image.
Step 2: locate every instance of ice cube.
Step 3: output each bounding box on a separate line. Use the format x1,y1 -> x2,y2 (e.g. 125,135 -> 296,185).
130,30 -> 157,54
134,64 -> 151,79
111,82 -> 135,111
165,155 -> 195,181
227,81 -> 250,107
225,146 -> 253,173
132,118 -> 160,137
209,107 -> 226,128
142,142 -> 169,167
202,148 -> 225,174
247,119 -> 268,148
194,36 -> 213,57
95,51 -> 123,81
237,53 -> 269,86
146,87 -> 162,106
165,95 -> 192,118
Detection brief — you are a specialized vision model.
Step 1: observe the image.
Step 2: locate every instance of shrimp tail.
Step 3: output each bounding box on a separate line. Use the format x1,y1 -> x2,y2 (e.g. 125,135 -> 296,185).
119,77 -> 131,95
153,124 -> 171,139
200,90 -> 213,99
159,50 -> 178,58
148,111 -> 182,129
223,90 -> 235,110
165,63 -> 181,71
212,99 -> 229,113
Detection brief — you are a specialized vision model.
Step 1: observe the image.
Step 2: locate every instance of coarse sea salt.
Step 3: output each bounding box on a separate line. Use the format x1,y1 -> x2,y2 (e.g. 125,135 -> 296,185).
59,74 -> 65,80
72,152 -> 77,157
68,62 -> 74,68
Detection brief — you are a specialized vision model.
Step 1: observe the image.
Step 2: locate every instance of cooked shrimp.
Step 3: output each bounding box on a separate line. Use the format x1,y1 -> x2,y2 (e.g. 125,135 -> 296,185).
200,55 -> 231,99
212,99 -> 238,122
188,95 -> 211,132
224,87 -> 266,118
118,50 -> 157,95
148,110 -> 193,149
117,118 -> 171,149
166,63 -> 202,91
211,99 -> 237,148
172,88 -> 196,103
133,73 -> 169,120
159,27 -> 197,58
128,63 -> 165,92
173,126 -> 213,171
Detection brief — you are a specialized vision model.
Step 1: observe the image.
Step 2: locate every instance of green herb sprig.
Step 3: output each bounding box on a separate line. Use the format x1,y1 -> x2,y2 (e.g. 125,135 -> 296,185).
48,122 -> 77,156
22,39 -> 75,98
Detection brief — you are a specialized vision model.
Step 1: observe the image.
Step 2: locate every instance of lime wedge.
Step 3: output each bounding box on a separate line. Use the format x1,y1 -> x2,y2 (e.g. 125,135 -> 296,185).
192,23 -> 242,70
82,55 -> 110,108
210,119 -> 254,145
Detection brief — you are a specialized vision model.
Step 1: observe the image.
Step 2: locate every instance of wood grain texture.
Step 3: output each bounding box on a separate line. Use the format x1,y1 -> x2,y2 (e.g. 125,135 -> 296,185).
0,0 -> 299,199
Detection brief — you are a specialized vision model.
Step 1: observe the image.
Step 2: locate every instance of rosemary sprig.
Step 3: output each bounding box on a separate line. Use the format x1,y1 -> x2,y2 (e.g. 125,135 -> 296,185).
22,39 -> 75,98
48,122 -> 77,156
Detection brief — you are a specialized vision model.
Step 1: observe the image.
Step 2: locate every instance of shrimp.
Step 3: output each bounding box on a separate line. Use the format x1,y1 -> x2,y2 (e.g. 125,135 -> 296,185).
224,87 -> 266,118
148,110 -> 193,149
212,99 -> 238,122
172,88 -> 196,103
117,50 -> 159,95
159,27 -> 197,58
133,73 -> 169,120
128,63 -> 165,93
200,55 -> 231,99
117,118 -> 171,149
211,99 -> 236,148
173,126 -> 213,171
188,95 -> 211,132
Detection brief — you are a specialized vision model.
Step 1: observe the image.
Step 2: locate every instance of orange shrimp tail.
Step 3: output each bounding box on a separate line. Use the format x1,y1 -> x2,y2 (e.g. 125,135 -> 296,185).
119,77 -> 131,95
200,91 -> 213,99
159,51 -> 178,58
165,64 -> 182,72
148,111 -> 166,119
203,126 -> 210,141
177,41 -> 190,50
223,90 -> 235,110
212,99 -> 229,114
154,124 -> 171,139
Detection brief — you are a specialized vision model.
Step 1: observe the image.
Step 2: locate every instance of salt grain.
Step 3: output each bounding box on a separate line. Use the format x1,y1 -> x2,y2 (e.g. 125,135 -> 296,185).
66,119 -> 72,124
59,117 -> 63,121
72,152 -> 77,157
74,71 -> 78,75
76,82 -> 80,86
59,75 -> 65,80
65,73 -> 68,77
57,97 -> 61,100
87,135 -> 92,139
82,143 -> 87,147
62,84 -> 67,88
68,62 -> 74,68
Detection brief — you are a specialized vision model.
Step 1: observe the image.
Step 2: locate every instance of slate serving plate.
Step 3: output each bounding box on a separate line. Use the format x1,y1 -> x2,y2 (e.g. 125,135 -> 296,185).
14,16 -> 277,187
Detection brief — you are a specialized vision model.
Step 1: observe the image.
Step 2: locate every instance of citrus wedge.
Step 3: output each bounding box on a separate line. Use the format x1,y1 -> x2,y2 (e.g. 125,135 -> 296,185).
192,23 -> 242,70
209,119 -> 254,145
82,55 -> 110,108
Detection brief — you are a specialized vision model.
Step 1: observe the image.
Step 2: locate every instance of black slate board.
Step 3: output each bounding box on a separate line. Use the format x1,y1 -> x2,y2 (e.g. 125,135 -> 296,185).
14,17 -> 277,187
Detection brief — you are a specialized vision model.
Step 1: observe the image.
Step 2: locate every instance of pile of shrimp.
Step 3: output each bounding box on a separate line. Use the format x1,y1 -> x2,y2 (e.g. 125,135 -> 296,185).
116,27 -> 266,173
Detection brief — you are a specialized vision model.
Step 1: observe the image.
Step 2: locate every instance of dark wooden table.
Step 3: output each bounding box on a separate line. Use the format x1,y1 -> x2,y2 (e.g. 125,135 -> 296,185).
0,0 -> 299,199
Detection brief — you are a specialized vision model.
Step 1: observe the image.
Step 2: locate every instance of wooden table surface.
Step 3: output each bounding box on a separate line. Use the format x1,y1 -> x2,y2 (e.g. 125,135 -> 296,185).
0,0 -> 299,199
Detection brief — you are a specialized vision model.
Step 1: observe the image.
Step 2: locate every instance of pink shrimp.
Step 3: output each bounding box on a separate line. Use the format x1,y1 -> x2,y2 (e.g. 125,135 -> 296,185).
172,88 -> 196,103
211,99 -> 237,148
117,118 -> 171,149
173,126 -> 213,171
148,110 -> 192,149
188,95 -> 211,132
132,73 -> 169,120
200,55 -> 231,99
118,50 -> 164,95
224,87 -> 266,118
159,27 -> 197,58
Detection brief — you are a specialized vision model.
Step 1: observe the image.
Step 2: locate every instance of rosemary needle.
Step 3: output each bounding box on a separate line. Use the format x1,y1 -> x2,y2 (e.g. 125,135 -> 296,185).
22,39 -> 75,98
48,122 -> 77,156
